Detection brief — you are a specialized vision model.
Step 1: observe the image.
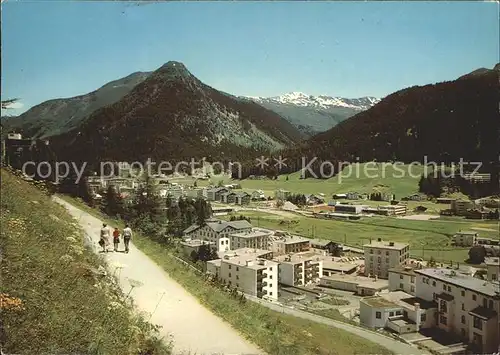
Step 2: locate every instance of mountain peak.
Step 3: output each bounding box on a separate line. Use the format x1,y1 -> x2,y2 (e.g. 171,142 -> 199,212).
155,61 -> 192,78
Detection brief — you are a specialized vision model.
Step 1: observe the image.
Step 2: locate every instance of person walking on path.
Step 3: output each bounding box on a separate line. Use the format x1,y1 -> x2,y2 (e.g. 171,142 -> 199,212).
123,224 -> 132,253
112,227 -> 120,252
99,223 -> 111,252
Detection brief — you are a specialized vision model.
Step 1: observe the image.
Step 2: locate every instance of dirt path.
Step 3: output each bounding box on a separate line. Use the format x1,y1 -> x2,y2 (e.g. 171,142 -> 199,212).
55,197 -> 263,355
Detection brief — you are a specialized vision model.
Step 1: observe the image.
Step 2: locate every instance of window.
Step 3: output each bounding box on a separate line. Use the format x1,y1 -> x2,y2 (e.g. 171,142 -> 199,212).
399,283 -> 404,289
440,300 -> 448,313
236,283 -> 239,288
269,284 -> 272,288
447,286 -> 451,292
236,267 -> 239,271
236,275 -> 239,280
376,312 -> 381,319
411,277 -> 415,283
389,311 -> 394,317
489,300 -> 494,309
228,265 -> 232,270
386,251 -> 389,256
400,275 -> 404,280
443,284 -> 446,291
269,275 -> 273,279
483,298 -> 488,308
493,274 -> 497,281
433,293 -> 437,301
421,314 -> 426,322
432,281 -> 436,286
229,273 -> 231,277
370,249 -> 373,254
473,317 -> 482,330
396,310 -> 402,315
461,329 -> 466,338
461,290 -> 465,297
411,286 -> 415,293
269,292 -> 273,296
440,315 -> 447,325
461,315 -> 466,324
472,294 -> 477,301
378,257 -> 381,263
462,303 -> 465,311
385,258 -> 389,264
378,250 -> 381,255
269,267 -> 273,271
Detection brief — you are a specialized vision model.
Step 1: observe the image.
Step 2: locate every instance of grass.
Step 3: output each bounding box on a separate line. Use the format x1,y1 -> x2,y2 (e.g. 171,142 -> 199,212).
58,197 -> 394,355
222,210 -> 498,263
0,168 -> 171,355
181,163 -> 429,199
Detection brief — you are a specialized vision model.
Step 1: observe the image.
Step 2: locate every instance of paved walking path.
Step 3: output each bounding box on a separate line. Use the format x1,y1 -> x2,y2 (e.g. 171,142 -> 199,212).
56,197 -> 263,355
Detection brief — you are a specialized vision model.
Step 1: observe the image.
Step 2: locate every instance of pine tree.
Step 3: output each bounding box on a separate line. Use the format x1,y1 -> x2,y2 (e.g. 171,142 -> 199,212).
102,186 -> 123,217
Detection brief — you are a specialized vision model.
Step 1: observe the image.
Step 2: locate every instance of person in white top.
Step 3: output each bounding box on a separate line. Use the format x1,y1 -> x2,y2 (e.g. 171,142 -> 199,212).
99,223 -> 111,252
122,224 -> 133,253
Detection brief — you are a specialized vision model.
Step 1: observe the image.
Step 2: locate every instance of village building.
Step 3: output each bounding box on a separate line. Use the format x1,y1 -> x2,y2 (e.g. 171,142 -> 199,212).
270,233 -> 311,256
388,265 -> 419,295
251,190 -> 266,200
452,231 -> 479,247
334,204 -> 366,214
451,199 -> 475,216
235,191 -> 251,205
364,239 -> 410,279
310,239 -> 343,256
484,257 -> 500,282
221,191 -> 237,204
183,219 -> 252,243
179,239 -> 216,258
319,273 -> 389,296
229,228 -> 273,250
207,248 -> 279,300
413,268 -> 500,353
206,187 -> 230,201
274,254 -> 323,287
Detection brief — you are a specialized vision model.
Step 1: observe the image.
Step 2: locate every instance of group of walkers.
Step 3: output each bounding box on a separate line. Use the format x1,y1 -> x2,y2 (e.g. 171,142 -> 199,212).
99,223 -> 133,253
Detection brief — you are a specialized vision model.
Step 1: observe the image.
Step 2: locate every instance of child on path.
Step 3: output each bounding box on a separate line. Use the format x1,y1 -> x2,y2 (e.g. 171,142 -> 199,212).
112,227 -> 120,252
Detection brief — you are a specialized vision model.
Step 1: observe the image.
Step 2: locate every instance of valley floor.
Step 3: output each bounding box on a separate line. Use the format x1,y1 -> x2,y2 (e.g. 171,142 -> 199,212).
55,197 -> 263,355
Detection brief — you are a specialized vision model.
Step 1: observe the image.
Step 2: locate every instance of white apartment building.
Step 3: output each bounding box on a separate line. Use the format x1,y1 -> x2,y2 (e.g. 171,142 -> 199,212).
452,231 -> 479,247
229,228 -> 273,250
485,257 -> 500,282
207,248 -> 279,300
360,290 -> 437,334
364,239 -> 410,279
274,254 -> 323,287
270,234 -> 311,256
183,219 -> 252,243
388,266 -> 417,295
415,268 -> 500,353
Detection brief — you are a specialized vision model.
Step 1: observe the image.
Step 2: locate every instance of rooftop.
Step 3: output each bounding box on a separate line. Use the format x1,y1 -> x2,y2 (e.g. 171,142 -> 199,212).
364,239 -> 409,250
415,268 -> 500,297
389,265 -> 419,276
361,296 -> 399,308
230,228 -> 273,239
183,219 -> 252,234
271,234 -> 311,245
485,257 -> 500,266
321,274 -> 388,290
180,239 -> 215,247
218,248 -> 275,269
379,291 -> 438,310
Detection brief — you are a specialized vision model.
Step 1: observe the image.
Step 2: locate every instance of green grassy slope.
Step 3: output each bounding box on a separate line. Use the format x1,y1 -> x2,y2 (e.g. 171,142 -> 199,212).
0,169 -> 170,354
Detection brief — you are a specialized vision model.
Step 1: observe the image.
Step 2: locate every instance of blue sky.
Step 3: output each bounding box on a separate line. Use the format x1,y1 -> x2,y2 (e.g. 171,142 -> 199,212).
2,1 -> 498,115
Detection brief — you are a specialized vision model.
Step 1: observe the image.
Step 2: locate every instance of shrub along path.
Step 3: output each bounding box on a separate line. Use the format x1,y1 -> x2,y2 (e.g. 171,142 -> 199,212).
55,196 -> 263,355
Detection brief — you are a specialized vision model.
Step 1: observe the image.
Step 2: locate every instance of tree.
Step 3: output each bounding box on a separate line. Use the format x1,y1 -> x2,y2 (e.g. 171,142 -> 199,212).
217,180 -> 224,187
468,246 -> 486,264
77,175 -> 94,207
101,186 -> 123,217
194,198 -> 212,225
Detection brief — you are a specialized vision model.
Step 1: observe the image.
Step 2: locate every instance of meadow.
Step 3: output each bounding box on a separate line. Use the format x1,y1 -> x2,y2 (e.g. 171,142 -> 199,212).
189,163 -> 430,199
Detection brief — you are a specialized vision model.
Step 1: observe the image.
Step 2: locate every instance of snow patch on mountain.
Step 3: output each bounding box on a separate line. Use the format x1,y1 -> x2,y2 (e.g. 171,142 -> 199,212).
249,92 -> 380,110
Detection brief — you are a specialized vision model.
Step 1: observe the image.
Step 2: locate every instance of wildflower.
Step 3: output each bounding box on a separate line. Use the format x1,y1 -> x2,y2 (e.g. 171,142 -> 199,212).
66,236 -> 77,243
60,254 -> 74,263
0,293 -> 25,311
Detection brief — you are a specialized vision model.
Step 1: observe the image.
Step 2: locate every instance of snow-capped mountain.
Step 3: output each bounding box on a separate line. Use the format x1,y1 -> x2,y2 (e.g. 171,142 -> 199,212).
250,92 -> 380,110
247,92 -> 380,137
